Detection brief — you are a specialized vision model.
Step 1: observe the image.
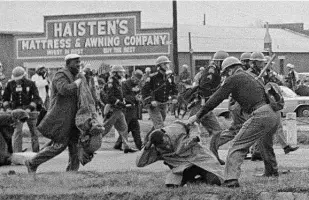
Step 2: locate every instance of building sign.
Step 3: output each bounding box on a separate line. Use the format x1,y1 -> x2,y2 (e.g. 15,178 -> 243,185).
16,12 -> 172,59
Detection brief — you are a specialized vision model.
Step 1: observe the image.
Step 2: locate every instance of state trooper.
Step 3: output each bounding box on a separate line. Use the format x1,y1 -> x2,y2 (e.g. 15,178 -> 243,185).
3,66 -> 42,153
249,53 -> 299,160
102,65 -> 137,153
211,52 -> 298,165
114,70 -> 144,150
239,52 -> 251,70
189,50 -> 228,162
188,56 -> 281,188
141,56 -> 178,129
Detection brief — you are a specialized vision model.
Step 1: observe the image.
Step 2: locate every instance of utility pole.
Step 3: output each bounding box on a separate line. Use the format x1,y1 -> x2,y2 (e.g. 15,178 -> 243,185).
188,32 -> 194,80
173,0 -> 179,76
203,14 -> 206,25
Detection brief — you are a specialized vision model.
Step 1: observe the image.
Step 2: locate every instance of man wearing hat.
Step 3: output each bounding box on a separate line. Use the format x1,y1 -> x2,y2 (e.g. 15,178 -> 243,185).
3,66 -> 42,153
113,70 -> 144,150
25,54 -> 84,173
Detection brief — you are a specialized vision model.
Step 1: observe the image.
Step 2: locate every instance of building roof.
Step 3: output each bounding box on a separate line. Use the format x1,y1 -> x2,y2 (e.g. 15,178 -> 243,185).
143,23 -> 309,53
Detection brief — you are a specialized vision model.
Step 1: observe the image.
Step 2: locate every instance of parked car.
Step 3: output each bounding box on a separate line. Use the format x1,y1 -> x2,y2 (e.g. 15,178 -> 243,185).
213,85 -> 309,118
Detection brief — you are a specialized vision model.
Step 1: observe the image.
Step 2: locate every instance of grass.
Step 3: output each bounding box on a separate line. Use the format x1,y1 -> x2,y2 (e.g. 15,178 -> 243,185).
5,113 -> 309,199
1,169 -> 309,200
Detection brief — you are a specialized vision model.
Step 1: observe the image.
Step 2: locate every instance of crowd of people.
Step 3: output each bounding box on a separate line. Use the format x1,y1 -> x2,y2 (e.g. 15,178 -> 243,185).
0,50 -> 303,189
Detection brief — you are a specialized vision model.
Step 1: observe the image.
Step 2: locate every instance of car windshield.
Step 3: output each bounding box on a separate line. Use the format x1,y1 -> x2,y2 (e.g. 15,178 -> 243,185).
280,86 -> 297,98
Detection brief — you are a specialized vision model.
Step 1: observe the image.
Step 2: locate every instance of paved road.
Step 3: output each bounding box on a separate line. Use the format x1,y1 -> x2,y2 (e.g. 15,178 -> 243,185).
1,147 -> 308,175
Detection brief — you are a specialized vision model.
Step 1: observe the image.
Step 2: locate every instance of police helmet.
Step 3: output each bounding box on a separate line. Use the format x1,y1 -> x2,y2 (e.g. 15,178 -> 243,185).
250,52 -> 266,61
212,50 -> 229,61
221,57 -> 242,74
155,56 -> 171,66
240,52 -> 251,61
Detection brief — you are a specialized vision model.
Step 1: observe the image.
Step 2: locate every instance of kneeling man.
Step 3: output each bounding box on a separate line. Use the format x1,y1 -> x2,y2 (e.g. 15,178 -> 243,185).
136,122 -> 224,187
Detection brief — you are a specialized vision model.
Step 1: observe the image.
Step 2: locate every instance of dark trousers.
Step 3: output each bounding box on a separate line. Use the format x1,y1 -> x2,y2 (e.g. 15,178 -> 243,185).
27,129 -> 80,172
181,165 -> 221,186
114,115 -> 142,150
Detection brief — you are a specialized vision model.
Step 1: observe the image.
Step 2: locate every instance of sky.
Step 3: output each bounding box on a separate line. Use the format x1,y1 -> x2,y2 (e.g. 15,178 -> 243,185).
1,0 -> 309,32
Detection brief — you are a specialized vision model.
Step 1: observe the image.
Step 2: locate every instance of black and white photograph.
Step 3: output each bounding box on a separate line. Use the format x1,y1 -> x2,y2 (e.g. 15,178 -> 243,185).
0,0 -> 309,199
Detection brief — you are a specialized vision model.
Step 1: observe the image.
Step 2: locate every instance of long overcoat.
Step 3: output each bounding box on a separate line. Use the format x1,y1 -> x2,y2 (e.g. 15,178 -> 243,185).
38,68 -> 78,143
136,122 -> 225,185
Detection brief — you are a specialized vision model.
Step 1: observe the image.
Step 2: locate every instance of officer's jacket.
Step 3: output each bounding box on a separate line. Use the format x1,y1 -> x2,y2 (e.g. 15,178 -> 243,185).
142,72 -> 178,103
197,68 -> 267,120
122,79 -> 139,107
3,78 -> 41,110
104,76 -> 124,107
198,64 -> 221,98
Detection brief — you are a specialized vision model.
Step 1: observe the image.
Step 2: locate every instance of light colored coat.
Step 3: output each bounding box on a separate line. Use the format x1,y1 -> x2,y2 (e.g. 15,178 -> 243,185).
136,123 -> 225,185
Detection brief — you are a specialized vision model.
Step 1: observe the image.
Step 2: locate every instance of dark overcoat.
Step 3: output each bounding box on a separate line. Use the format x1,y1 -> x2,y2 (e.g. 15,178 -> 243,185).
38,68 -> 78,143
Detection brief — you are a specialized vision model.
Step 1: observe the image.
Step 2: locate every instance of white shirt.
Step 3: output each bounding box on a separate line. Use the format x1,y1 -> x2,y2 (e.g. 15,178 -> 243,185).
31,74 -> 48,102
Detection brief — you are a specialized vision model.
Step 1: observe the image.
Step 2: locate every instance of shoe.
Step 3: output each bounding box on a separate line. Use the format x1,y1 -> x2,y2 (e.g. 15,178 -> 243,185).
284,145 -> 299,154
113,145 -> 123,151
222,179 -> 240,188
25,160 -> 37,174
124,148 -> 138,153
251,153 -> 263,161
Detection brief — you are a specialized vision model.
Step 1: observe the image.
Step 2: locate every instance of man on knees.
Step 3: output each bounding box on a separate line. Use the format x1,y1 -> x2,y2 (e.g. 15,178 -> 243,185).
136,122 -> 224,187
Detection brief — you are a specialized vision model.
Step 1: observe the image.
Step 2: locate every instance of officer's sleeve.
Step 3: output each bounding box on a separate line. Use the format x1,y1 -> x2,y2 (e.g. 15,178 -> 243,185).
105,78 -> 118,104
122,82 -> 136,105
53,72 -> 78,96
141,76 -> 153,99
170,80 -> 178,97
197,75 -> 235,120
2,82 -> 11,103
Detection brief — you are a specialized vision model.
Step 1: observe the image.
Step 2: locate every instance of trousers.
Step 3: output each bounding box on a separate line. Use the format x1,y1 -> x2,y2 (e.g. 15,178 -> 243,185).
103,110 -> 131,149
27,128 -> 80,171
224,104 -> 280,180
12,112 -> 40,153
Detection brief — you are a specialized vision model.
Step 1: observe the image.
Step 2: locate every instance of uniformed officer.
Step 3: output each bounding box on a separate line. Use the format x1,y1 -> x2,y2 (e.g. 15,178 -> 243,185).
240,52 -> 251,70
249,53 -> 299,160
102,65 -> 136,153
113,70 -> 144,150
141,56 -> 178,129
189,50 -> 228,163
3,66 -> 42,153
188,56 -> 281,187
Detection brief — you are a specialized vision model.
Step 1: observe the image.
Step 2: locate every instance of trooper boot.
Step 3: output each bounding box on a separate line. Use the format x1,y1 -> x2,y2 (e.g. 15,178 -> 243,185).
251,153 -> 263,161
284,145 -> 299,154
